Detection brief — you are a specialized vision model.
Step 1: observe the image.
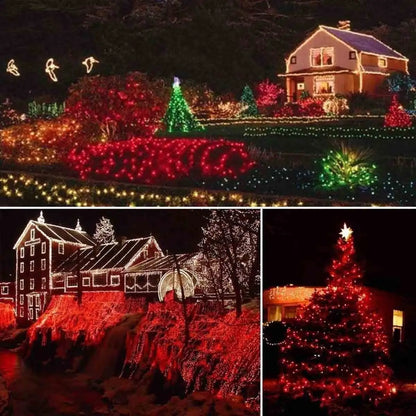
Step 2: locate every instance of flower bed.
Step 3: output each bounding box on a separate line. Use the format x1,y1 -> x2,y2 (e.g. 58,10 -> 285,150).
67,137 -> 255,183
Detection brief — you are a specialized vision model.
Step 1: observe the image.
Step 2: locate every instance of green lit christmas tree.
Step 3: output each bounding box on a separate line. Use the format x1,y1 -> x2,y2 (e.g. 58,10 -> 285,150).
239,85 -> 258,117
163,77 -> 204,133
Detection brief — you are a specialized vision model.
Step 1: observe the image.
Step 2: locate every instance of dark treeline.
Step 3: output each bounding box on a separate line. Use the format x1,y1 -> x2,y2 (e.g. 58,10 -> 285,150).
1,0 -> 416,100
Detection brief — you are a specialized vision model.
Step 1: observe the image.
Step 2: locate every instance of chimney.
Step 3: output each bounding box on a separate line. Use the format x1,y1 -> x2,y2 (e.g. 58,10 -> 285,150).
337,20 -> 351,31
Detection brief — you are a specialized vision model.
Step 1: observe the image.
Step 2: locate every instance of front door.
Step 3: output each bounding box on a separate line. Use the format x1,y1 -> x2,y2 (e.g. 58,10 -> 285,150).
27,293 -> 42,321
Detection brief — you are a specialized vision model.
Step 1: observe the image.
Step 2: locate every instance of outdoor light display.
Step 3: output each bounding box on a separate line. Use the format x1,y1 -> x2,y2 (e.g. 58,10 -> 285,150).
0,303 -> 16,331
67,138 -> 255,183
82,56 -> 99,73
6,59 -> 20,76
279,224 -> 394,408
45,58 -> 60,82
240,85 -> 259,117
319,144 -> 377,190
384,95 -> 412,127
163,77 -> 204,133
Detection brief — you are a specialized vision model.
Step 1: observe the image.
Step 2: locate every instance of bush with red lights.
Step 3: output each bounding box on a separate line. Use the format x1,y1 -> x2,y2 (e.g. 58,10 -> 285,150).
384,94 -> 412,127
67,137 -> 255,183
275,97 -> 325,117
255,79 -> 285,115
65,72 -> 166,140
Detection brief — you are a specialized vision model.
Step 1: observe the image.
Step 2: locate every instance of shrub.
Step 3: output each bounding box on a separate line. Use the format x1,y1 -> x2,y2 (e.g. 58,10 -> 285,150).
67,137 -> 255,183
0,99 -> 20,128
65,72 -> 166,141
275,97 -> 324,117
255,79 -> 285,115
323,96 -> 349,116
0,117 -> 99,165
384,95 -> 412,127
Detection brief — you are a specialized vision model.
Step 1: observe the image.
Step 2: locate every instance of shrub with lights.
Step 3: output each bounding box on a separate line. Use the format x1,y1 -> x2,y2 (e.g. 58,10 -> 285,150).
163,77 -> 204,133
67,137 -> 255,184
275,97 -> 324,118
384,95 -> 412,127
0,117 -> 99,165
0,99 -> 20,128
65,72 -> 166,140
255,79 -> 285,116
319,143 -> 377,190
279,224 -> 394,410
27,101 -> 65,119
323,96 -> 349,116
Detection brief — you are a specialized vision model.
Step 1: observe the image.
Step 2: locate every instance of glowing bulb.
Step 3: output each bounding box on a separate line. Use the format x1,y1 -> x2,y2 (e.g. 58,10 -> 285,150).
340,223 -> 353,241
45,58 -> 59,82
6,59 -> 20,76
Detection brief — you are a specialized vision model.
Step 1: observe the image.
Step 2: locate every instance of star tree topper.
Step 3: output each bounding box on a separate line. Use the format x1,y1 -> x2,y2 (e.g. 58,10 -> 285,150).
340,223 -> 353,241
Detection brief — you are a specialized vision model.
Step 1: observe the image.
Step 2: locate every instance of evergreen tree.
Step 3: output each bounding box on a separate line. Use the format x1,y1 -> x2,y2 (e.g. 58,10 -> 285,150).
280,224 -> 394,410
93,217 -> 116,244
163,77 -> 204,133
384,94 -> 412,127
239,85 -> 258,117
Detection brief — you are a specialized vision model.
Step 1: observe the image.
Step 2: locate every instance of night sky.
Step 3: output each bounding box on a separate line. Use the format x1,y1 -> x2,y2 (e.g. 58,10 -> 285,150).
264,209 -> 416,299
0,208 -> 210,280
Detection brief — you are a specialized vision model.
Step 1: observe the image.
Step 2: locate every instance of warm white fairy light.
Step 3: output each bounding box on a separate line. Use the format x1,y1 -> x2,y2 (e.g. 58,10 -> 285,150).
6,59 -> 20,76
82,56 -> 99,74
45,58 -> 59,82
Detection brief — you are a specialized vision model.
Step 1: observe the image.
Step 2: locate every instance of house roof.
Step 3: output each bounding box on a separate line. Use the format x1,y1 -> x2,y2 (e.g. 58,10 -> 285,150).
55,237 -> 153,272
321,26 -> 407,60
13,220 -> 95,249
126,253 -> 197,274
279,66 -> 352,77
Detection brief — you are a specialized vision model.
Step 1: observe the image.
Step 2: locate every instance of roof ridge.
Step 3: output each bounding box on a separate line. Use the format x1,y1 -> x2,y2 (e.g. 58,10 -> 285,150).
33,220 -> 90,235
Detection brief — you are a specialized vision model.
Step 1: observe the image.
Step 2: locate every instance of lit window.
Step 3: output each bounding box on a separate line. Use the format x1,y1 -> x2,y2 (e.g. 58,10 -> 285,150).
20,262 -> 24,273
311,47 -> 334,67
267,305 -> 282,321
30,229 -> 35,240
41,242 -> 46,254
82,276 -> 91,287
20,247 -> 24,258
314,75 -> 335,95
30,245 -> 35,256
378,57 -> 387,68
297,82 -> 305,91
20,295 -> 24,305
30,261 -> 34,272
30,279 -> 34,290
41,259 -> 46,270
1,286 -> 8,295
284,306 -> 299,319
58,243 -> 64,254
19,280 -> 24,290
41,278 -> 46,290
349,51 -> 356,60
290,56 -> 297,64
111,275 -> 120,286
393,309 -> 404,342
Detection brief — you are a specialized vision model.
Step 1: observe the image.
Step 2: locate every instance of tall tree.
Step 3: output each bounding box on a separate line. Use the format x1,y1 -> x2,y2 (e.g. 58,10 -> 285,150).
93,216 -> 116,244
280,224 -> 394,410
199,210 -> 260,317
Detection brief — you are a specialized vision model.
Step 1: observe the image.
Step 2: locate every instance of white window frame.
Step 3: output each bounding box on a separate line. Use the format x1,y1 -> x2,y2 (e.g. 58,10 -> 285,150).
41,242 -> 46,254
82,276 -> 91,287
30,245 -> 35,256
29,309 -> 33,320
58,242 -> 64,255
66,275 -> 78,288
30,229 -> 35,240
41,259 -> 46,271
19,280 -> 24,290
310,47 -> 334,67
35,296 -> 40,306
378,57 -> 387,68
20,247 -> 24,258
30,260 -> 34,272
92,271 -> 108,287
30,278 -> 34,290
20,262 -> 24,273
1,286 -> 8,295
20,294 -> 24,305
314,75 -> 335,95
28,296 -> 33,307
41,277 -> 46,290
20,307 -> 24,318
110,275 -> 120,286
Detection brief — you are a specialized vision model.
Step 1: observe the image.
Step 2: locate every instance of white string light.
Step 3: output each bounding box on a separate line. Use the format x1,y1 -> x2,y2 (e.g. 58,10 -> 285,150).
6,59 -> 20,77
45,58 -> 60,82
82,56 -> 99,74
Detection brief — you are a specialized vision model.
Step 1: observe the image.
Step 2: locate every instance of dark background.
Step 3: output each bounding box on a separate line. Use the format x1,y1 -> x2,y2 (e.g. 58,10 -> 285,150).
264,209 -> 416,299
1,0 -> 416,102
0,209 -> 209,281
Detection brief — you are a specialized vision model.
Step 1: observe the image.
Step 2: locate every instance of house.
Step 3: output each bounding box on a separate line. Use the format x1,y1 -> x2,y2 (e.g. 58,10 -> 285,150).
263,286 -> 416,345
0,282 -> 15,304
279,22 -> 408,102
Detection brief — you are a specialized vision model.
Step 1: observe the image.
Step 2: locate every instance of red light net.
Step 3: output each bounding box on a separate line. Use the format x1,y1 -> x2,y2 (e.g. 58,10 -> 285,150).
124,293 -> 260,409
0,303 -> 16,331
27,292 -> 146,346
67,138 -> 255,183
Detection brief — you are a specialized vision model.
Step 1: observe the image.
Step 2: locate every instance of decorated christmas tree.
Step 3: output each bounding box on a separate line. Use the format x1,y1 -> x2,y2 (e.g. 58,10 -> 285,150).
93,217 -> 116,244
280,224 -> 394,409
239,85 -> 258,117
384,94 -> 412,127
163,77 -> 204,133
